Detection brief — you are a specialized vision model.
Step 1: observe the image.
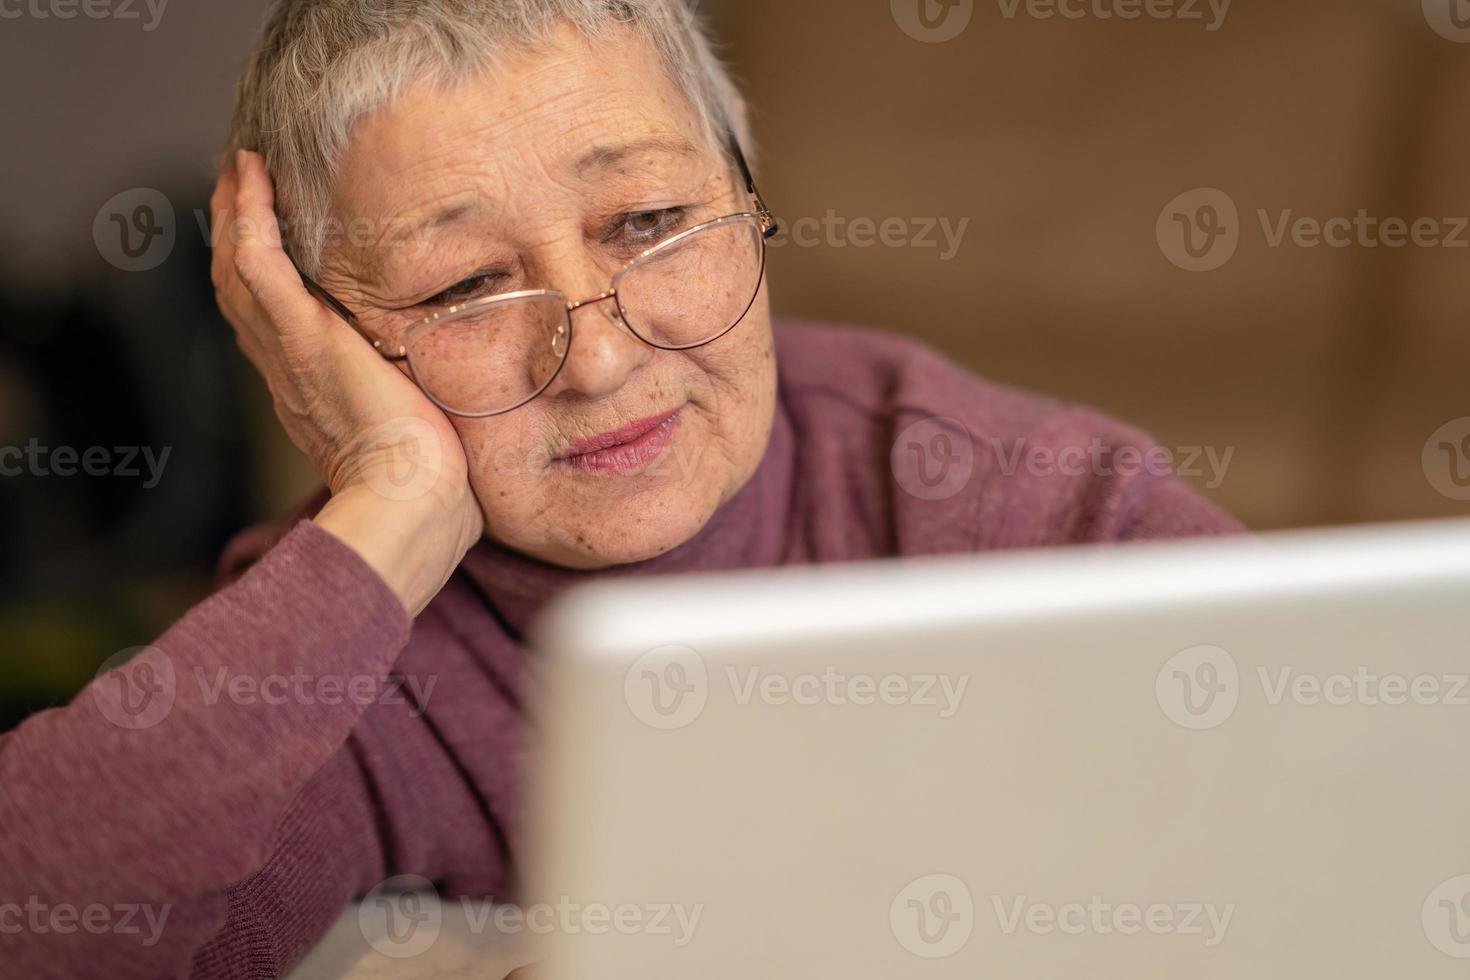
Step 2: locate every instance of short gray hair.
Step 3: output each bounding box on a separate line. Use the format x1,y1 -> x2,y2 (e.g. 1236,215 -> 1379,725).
226,0 -> 752,276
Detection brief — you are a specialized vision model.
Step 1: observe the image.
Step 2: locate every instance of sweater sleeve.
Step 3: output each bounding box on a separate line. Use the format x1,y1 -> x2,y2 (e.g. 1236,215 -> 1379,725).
0,520 -> 412,980
1112,466 -> 1244,541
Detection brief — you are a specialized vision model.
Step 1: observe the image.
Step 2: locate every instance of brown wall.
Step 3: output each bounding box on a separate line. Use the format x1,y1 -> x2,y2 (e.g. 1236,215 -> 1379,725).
711,0 -> 1470,530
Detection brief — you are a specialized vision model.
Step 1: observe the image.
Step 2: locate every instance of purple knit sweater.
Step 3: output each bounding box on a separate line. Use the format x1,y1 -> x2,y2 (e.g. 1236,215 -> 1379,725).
0,322 -> 1241,978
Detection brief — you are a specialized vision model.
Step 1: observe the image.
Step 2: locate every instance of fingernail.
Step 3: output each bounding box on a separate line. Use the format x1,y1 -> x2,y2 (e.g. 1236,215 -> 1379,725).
235,148 -> 248,175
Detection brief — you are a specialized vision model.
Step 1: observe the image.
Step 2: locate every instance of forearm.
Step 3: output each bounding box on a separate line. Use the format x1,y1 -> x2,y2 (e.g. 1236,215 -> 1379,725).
0,521 -> 411,978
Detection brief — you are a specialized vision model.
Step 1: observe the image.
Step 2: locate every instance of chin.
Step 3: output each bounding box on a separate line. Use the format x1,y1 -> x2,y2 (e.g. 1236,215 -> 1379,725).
561,482 -> 726,569
550,532 -> 692,570
479,473 -> 727,570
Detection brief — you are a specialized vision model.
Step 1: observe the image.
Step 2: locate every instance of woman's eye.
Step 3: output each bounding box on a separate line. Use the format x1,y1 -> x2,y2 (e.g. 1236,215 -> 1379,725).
614,207 -> 688,245
422,272 -> 507,307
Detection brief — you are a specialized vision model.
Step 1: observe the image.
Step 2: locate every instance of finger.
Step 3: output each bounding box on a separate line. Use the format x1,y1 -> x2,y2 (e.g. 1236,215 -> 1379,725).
209,165 -> 239,263
210,174 -> 239,294
210,207 -> 262,341
210,163 -> 277,343
232,149 -> 316,325
208,157 -> 237,231
213,166 -> 272,338
233,149 -> 283,250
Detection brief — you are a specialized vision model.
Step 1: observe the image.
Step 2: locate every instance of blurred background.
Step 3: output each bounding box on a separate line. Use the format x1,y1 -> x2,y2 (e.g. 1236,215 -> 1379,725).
1,0 -> 1467,729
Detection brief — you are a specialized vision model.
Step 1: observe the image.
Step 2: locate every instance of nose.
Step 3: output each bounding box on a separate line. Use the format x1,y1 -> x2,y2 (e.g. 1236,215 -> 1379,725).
545,275 -> 653,403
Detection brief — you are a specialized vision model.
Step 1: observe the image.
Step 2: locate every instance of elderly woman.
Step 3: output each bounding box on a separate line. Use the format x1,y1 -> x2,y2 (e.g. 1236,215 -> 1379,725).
1,0 -> 1239,976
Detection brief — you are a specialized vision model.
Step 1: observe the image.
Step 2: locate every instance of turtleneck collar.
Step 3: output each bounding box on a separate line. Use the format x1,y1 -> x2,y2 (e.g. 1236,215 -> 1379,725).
456,397 -> 797,637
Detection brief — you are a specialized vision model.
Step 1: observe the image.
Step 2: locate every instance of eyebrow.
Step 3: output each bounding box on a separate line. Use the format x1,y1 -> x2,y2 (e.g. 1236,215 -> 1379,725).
393,201 -> 481,245
575,135 -> 703,177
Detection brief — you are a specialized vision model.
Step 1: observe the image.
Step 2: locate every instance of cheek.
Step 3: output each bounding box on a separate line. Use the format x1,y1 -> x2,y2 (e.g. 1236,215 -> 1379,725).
454,417 -> 553,505
686,315 -> 776,423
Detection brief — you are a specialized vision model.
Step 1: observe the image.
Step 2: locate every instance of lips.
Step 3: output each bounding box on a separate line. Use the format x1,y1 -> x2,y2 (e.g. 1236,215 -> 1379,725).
557,406 -> 685,474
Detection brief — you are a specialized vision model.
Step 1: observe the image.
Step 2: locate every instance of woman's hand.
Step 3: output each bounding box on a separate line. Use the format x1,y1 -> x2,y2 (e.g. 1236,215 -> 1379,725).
211,150 -> 483,615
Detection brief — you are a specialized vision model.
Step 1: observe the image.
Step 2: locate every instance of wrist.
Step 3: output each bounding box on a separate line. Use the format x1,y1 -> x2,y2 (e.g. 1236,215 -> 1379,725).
312,485 -> 483,616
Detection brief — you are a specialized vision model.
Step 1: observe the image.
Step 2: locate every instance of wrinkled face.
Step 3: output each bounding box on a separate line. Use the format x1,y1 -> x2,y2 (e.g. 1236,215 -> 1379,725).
318,21 -> 777,569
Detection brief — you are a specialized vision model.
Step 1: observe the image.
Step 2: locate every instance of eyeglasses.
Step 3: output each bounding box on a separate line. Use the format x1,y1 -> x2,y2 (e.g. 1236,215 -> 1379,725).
294,132 -> 778,418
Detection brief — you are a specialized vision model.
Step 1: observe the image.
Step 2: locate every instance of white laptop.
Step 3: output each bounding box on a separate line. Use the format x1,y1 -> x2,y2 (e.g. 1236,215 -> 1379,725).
519,518 -> 1470,979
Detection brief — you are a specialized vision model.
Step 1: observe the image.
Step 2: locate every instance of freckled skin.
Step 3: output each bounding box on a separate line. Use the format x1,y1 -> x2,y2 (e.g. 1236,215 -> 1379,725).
316,22 -> 777,570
